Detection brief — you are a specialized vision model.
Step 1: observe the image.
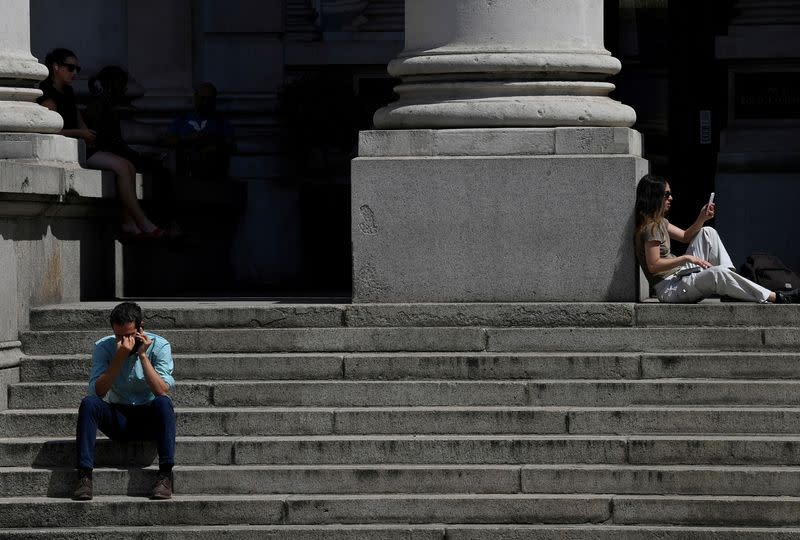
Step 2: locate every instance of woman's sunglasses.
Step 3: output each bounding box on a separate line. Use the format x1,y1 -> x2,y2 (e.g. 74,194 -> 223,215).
663,191 -> 672,199
58,62 -> 81,74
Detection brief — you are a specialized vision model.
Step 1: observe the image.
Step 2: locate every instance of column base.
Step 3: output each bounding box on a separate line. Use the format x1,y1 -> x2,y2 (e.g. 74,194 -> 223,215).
0,133 -> 78,162
352,128 -> 648,302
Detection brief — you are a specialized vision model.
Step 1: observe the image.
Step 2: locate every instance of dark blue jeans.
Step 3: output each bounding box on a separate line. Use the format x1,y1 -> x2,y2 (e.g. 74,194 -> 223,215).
76,395 -> 176,469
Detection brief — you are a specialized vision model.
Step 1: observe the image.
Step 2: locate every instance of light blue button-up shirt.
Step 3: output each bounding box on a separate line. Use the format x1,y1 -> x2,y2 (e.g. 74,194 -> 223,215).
88,332 -> 175,405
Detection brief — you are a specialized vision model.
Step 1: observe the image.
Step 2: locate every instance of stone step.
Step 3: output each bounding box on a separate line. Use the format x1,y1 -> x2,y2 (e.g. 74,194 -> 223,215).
30,302 -> 800,331
6,406 -> 800,438
4,525 -> 800,540
634,303 -> 800,328
4,463 -> 800,498
5,435 -> 800,468
0,525 -> 444,540
20,328 -> 486,355
0,406 -> 566,437
4,494 -> 800,527
0,435 -> 625,467
19,352 -> 800,382
522,464 -> 800,496
28,302 -> 634,330
0,465 -> 521,498
22,327 -> 800,355
10,379 -> 800,409
486,327 -> 798,352
0,494 -> 611,527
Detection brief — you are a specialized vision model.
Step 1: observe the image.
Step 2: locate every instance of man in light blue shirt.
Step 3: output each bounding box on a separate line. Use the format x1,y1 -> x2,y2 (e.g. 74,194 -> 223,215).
73,302 -> 176,500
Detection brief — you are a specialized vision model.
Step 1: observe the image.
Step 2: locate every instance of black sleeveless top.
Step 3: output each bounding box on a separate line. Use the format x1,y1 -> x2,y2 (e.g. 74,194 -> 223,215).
38,79 -> 78,130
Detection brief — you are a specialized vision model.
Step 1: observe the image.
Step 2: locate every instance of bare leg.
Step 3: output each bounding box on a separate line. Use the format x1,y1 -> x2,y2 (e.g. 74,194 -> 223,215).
86,151 -> 157,233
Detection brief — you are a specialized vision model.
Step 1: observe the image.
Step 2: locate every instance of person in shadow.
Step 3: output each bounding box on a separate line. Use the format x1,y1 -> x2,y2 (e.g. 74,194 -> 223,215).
164,82 -> 235,181
85,65 -> 181,238
38,49 -> 163,238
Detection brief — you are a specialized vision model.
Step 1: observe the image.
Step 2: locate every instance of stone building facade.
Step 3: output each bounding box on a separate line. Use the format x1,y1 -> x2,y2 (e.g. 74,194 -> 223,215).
2,0 -> 799,305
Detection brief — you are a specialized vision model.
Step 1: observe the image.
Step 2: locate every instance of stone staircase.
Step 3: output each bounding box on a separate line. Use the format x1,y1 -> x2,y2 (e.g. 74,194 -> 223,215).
3,301 -> 800,538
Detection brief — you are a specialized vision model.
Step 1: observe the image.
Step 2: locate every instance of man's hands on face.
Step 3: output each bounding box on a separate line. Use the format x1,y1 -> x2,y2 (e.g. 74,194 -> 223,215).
115,327 -> 152,358
116,333 -> 137,357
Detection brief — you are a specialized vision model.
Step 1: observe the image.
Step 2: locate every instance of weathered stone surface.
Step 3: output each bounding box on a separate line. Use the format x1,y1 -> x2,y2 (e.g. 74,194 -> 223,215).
521,464 -> 800,496
0,133 -> 77,162
20,353 -> 346,382
0,465 -> 521,498
487,328 -> 765,352
639,352 -> 800,379
343,353 -> 641,380
212,380 -> 529,407
345,303 -> 634,328
283,494 -> 611,525
359,129 -> 642,157
352,155 -> 646,302
446,524 -> 800,539
568,408 -> 800,435
8,381 -> 213,409
613,495 -> 800,526
635,303 -> 800,327
10,299 -> 800,537
29,303 -> 345,330
0,496 -> 285,528
21,328 -> 486,354
626,436 -> 800,466
233,435 -> 628,466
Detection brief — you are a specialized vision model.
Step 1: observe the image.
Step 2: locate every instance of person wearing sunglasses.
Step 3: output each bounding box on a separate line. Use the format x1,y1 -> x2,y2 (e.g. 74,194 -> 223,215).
634,174 -> 800,303
38,48 -> 164,238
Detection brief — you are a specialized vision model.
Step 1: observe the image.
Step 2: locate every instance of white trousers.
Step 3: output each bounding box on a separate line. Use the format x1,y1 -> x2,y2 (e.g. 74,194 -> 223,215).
654,227 -> 771,303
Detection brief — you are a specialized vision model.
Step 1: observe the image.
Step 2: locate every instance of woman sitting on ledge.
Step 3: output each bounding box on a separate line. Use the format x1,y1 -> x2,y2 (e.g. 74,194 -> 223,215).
37,48 -> 163,238
634,174 -> 799,304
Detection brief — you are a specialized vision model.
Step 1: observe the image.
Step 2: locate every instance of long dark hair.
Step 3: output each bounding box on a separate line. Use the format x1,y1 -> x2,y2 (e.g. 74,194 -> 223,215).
43,48 -> 77,82
89,65 -> 128,97
635,174 -> 668,233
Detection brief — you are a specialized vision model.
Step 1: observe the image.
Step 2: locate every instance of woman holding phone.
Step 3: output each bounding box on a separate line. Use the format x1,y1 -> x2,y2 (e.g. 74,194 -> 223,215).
634,174 -> 799,303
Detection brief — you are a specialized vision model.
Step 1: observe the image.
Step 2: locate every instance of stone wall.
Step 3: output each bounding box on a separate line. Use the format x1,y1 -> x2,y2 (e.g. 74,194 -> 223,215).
0,156 -> 125,409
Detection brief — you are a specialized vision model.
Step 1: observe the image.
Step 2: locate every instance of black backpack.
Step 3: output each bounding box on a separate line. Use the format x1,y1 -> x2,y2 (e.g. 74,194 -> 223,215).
740,253 -> 800,292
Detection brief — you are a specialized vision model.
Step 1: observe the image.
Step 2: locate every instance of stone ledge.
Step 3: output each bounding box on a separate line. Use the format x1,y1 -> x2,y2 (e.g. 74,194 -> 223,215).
0,159 -> 144,217
0,133 -> 78,162
359,128 -> 642,158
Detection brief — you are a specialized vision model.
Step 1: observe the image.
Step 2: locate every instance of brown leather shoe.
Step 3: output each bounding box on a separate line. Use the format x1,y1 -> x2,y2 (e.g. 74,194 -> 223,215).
72,476 -> 93,501
150,472 -> 173,500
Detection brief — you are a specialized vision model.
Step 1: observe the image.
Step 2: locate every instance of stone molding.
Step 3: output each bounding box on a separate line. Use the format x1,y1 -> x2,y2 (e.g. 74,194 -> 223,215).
0,0 -> 62,134
0,341 -> 21,370
359,128 -> 642,158
0,133 -> 78,162
374,0 -> 636,128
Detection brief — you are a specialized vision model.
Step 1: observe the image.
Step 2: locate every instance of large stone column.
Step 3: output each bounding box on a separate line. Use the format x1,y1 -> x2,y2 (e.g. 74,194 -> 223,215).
352,0 -> 647,302
0,0 -> 74,160
374,0 -> 635,128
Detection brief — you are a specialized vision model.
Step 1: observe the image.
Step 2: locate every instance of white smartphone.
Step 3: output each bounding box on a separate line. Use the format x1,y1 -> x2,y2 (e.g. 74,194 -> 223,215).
708,192 -> 715,206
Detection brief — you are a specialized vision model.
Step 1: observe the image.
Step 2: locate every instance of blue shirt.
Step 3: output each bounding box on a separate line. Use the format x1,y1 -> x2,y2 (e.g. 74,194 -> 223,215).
88,333 -> 175,405
167,112 -> 233,139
